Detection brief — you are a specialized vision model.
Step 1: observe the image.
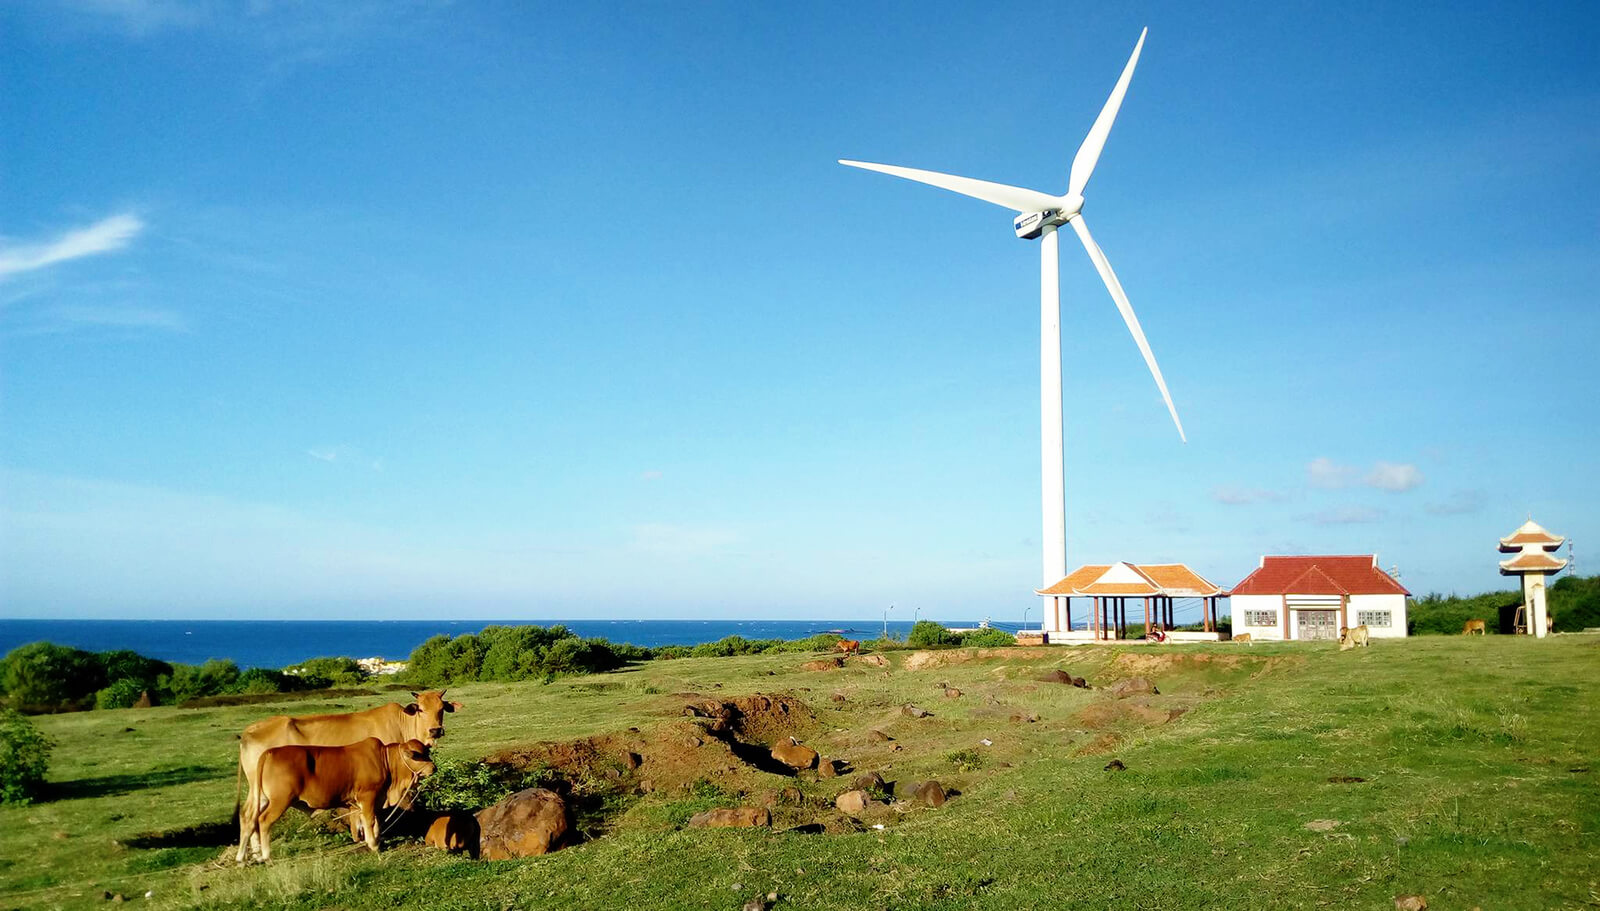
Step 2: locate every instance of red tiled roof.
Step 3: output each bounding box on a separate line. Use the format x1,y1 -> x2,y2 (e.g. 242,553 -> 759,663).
1499,520 -> 1564,552
1228,555 -> 1409,596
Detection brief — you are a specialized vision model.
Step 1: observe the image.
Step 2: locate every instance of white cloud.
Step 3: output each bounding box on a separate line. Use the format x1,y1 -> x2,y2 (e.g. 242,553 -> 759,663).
305,445 -> 382,471
46,305 -> 187,332
1212,485 -> 1286,505
1307,457 -> 1358,489
1365,461 -> 1424,492
0,214 -> 144,280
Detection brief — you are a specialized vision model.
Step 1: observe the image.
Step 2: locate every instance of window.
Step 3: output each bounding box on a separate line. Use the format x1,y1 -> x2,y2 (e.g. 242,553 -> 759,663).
1245,610 -> 1277,627
1357,610 -> 1392,628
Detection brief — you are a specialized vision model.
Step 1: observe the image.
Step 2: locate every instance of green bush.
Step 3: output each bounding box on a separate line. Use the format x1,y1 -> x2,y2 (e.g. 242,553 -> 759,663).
159,658 -> 243,704
97,650 -> 172,692
908,620 -> 960,649
414,758 -> 555,813
403,625 -> 644,686
0,708 -> 52,804
653,645 -> 692,660
283,656 -> 367,689
957,628 -> 1016,648
95,678 -> 149,710
1551,574 -> 1600,631
1,642 -> 106,710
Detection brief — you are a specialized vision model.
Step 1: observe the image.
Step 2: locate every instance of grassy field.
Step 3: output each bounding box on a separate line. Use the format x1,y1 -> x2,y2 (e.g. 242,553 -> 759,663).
4,635 -> 1597,910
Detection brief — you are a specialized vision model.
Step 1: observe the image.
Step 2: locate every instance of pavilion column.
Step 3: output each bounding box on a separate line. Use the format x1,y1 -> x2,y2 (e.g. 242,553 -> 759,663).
1339,594 -> 1349,633
1092,597 -> 1099,639
1118,599 -> 1126,639
1143,597 -> 1151,638
1282,595 -> 1290,640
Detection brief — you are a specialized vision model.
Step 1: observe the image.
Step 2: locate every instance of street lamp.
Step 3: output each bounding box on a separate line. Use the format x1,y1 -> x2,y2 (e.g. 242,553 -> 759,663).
1023,606 -> 1030,630
884,603 -> 894,640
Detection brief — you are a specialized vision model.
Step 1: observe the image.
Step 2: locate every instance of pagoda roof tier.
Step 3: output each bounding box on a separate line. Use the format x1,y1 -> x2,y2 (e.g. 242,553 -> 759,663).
1499,551 -> 1569,574
1037,562 -> 1222,598
1228,555 -> 1410,597
1499,519 -> 1564,552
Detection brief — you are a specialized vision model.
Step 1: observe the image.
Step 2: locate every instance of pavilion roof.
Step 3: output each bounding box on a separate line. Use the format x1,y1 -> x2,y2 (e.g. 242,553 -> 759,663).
1499,551 -> 1568,574
1499,519 -> 1564,552
1037,562 -> 1222,597
1228,555 -> 1410,597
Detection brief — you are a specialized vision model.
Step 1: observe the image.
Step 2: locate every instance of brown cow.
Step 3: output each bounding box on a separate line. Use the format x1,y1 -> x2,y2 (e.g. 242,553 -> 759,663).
237,737 -> 435,863
1232,633 -> 1253,645
1339,625 -> 1370,651
834,639 -> 861,655
1462,619 -> 1486,636
236,691 -> 461,857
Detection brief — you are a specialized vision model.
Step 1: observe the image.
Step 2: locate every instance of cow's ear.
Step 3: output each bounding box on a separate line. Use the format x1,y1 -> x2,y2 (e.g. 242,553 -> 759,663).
403,703 -> 420,715
446,701 -> 461,712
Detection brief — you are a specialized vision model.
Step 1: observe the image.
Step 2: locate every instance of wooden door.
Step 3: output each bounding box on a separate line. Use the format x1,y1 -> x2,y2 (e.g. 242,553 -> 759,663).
1299,610 -> 1338,641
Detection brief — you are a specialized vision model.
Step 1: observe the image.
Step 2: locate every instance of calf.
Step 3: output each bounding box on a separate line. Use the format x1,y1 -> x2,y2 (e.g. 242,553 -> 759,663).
1338,625 -> 1370,651
1462,619 -> 1486,636
834,639 -> 861,655
237,737 -> 435,863
1232,633 -> 1253,645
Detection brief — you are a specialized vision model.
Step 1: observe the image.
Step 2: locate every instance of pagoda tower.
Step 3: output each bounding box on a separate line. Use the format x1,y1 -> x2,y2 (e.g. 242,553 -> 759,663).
1498,519 -> 1567,638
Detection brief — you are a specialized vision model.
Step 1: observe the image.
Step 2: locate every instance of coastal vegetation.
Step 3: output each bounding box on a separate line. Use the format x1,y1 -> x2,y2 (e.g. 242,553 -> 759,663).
1,634 -> 1595,909
1406,572 -> 1599,634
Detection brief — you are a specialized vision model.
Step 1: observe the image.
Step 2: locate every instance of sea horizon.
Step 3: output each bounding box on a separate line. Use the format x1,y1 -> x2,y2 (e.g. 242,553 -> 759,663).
0,617 -> 1008,671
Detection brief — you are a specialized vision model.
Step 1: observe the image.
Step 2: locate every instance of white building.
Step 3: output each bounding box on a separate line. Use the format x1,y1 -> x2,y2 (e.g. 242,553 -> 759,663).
1498,519 -> 1566,637
1228,555 -> 1409,641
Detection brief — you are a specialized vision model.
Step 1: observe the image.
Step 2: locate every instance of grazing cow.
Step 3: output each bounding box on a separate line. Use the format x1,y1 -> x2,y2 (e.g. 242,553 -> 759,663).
236,691 -> 461,856
834,639 -> 861,655
1338,625 -> 1370,651
1462,619 -> 1487,636
237,737 -> 435,863
1232,633 -> 1253,645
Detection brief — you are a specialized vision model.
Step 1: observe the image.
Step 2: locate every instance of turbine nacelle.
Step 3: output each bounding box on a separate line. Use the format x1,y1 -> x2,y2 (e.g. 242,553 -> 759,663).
1013,195 -> 1085,240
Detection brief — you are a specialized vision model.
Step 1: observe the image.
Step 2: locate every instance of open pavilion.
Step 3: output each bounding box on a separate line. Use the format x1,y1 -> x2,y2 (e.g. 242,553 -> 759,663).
1035,562 -> 1224,642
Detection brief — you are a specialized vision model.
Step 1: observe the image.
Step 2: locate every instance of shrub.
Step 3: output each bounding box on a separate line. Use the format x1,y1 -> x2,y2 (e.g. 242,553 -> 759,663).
1,642 -> 107,710
159,658 -> 244,704
404,625 -> 642,686
284,656 -> 367,689
414,758 -> 555,813
957,628 -> 1016,648
97,650 -> 172,691
0,708 -> 52,804
908,621 -> 960,649
95,678 -> 149,710
653,645 -> 691,660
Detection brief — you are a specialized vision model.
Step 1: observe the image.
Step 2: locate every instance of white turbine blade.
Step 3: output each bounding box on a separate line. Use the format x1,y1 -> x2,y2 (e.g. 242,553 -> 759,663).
1067,28 -> 1147,199
840,160 -> 1059,214
1068,215 -> 1185,441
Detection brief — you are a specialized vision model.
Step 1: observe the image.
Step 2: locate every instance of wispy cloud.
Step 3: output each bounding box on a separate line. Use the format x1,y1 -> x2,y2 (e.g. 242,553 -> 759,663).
1306,457 -> 1424,493
1425,489 -> 1484,517
640,470 -> 663,482
306,445 -> 383,471
63,0 -> 205,36
1212,485 -> 1286,506
1365,461 -> 1424,492
0,214 -> 144,280
1301,506 -> 1387,525
46,305 -> 187,332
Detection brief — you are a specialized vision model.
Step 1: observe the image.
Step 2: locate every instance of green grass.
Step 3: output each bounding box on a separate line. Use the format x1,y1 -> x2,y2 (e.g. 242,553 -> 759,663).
4,636 -> 1598,909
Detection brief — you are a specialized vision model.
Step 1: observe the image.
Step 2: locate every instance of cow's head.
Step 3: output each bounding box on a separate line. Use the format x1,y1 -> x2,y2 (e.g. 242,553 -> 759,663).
402,690 -> 463,745
386,739 -> 436,810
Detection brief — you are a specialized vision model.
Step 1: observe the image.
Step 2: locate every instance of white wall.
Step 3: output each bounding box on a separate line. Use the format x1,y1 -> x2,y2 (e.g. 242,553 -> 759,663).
1230,594 -> 1286,640
1348,593 -> 1408,638
1229,592 -> 1409,640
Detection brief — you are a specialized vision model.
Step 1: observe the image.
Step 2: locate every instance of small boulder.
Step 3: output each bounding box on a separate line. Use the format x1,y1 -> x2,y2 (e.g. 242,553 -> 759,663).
943,688 -> 962,699
835,790 -> 873,814
771,738 -> 819,771
901,704 -> 931,718
830,692 -> 847,704
817,758 -> 840,778
1039,669 -> 1074,684
1104,759 -> 1126,772
911,780 -> 947,807
868,730 -> 892,742
687,807 -> 772,829
1393,896 -> 1428,911
476,788 -> 571,860
424,813 -> 479,855
1106,677 -> 1159,699
1009,711 -> 1039,724
852,771 -> 887,792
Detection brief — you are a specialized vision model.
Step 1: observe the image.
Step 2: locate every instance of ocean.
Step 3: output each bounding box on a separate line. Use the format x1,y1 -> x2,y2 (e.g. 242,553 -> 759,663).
0,618 -> 959,670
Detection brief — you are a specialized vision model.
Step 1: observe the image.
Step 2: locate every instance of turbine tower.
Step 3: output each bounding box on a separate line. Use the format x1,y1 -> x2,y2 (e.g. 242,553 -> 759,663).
840,28 -> 1184,602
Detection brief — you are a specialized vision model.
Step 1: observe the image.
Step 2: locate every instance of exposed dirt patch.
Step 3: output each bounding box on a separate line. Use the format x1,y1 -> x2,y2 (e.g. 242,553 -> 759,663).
1074,732 -> 1122,756
1075,699 -> 1184,729
903,647 -> 1056,671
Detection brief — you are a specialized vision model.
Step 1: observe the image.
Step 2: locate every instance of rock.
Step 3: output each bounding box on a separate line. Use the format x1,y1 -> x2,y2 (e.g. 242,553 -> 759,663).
802,657 -> 844,672
743,897 -> 768,911
852,771 -> 886,793
868,729 -> 892,742
620,751 -> 641,771
425,813 -> 479,855
830,692 -> 847,703
835,790 -> 873,814
818,758 -> 839,778
1009,711 -> 1039,724
687,807 -> 772,829
911,780 -> 947,807
1072,676 -> 1089,688
1106,677 -> 1159,698
901,704 -> 931,718
1104,759 -> 1126,772
476,788 -> 571,859
1393,896 -> 1428,911
771,738 -> 819,771
943,688 -> 962,699
1039,669 -> 1074,684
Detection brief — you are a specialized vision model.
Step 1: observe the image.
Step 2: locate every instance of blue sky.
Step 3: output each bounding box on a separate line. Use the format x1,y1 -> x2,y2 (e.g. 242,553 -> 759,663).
2,1 -> 1596,621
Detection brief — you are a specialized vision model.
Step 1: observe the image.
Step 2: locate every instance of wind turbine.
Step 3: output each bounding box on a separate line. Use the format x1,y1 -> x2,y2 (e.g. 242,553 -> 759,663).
839,28 -> 1184,601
